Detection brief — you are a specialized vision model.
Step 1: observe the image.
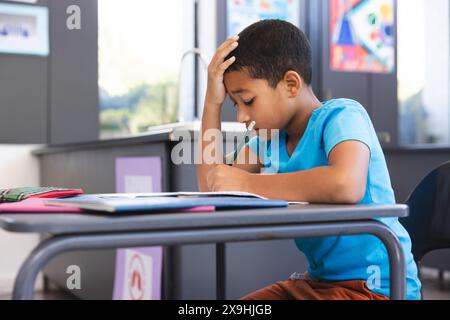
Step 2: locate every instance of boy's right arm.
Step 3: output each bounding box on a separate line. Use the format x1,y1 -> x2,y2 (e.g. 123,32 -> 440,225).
197,36 -> 261,192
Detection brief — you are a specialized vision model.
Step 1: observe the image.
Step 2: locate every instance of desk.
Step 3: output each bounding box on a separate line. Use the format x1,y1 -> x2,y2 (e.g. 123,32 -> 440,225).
0,203 -> 408,300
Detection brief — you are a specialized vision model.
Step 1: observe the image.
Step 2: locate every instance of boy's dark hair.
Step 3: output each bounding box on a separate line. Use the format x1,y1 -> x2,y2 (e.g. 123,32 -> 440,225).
225,19 -> 312,88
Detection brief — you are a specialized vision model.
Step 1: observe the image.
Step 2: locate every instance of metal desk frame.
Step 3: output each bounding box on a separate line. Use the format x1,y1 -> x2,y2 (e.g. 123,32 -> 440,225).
9,219 -> 406,300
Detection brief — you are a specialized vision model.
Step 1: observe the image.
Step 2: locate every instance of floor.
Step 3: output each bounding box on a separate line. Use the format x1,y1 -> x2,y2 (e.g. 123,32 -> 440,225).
419,267 -> 450,300
1,268 -> 450,300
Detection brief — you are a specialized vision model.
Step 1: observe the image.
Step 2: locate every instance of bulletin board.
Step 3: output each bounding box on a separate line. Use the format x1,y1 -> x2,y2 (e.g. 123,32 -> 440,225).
0,2 -> 49,56
330,0 -> 395,73
227,0 -> 301,37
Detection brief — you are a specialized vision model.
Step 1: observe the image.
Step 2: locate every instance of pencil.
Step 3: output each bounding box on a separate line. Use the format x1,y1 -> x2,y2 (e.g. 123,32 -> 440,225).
227,121 -> 256,166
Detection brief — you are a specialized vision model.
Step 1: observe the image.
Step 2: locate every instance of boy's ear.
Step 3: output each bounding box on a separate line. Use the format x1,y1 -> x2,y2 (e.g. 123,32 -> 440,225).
283,71 -> 303,97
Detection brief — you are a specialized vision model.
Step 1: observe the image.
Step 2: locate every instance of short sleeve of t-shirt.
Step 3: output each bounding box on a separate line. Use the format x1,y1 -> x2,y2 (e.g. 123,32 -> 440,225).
323,106 -> 373,158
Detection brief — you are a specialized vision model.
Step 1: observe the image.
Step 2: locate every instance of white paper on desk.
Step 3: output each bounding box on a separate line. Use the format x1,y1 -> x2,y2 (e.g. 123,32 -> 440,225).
97,191 -> 271,200
97,192 -> 310,204
97,193 -> 173,199
174,191 -> 271,200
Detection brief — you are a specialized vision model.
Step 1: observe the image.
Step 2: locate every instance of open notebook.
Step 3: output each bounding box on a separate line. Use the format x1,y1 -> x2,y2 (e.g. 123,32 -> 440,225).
43,192 -> 296,213
96,191 -> 270,199
94,192 -> 307,204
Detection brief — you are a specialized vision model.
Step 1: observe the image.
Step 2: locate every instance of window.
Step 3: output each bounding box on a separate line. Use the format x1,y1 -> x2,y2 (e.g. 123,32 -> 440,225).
98,0 -> 194,139
398,0 -> 450,145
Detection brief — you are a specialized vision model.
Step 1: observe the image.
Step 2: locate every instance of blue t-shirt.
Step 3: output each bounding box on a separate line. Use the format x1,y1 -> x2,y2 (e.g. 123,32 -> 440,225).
248,98 -> 421,300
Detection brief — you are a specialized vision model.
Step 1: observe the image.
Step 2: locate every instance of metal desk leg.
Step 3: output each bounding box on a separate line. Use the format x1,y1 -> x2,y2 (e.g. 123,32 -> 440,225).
216,243 -> 226,300
162,246 -> 176,300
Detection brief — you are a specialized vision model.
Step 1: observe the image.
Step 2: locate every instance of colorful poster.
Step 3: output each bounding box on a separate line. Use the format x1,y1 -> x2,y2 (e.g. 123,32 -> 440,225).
114,157 -> 163,300
113,247 -> 163,300
330,0 -> 395,73
0,3 -> 49,56
227,0 -> 300,37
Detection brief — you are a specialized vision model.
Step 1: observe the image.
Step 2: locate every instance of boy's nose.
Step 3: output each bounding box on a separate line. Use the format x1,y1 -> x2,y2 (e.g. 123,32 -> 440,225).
237,108 -> 251,124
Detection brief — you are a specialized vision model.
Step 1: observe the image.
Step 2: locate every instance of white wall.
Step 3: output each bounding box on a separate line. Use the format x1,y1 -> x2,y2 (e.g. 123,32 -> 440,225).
0,145 -> 42,295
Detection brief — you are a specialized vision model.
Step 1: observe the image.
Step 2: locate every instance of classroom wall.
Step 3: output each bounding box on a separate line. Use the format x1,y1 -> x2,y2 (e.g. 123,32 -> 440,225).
0,0 -> 99,294
0,145 -> 42,295
0,0 -> 99,144
0,0 -> 49,143
48,0 -> 99,144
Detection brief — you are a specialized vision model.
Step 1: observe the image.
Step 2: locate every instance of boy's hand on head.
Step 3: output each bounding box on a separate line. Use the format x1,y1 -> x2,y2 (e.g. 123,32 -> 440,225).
206,164 -> 250,192
198,37 -> 240,193
205,36 -> 239,107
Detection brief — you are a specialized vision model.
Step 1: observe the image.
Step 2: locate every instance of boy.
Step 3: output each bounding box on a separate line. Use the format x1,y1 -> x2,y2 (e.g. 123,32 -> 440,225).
196,20 -> 421,300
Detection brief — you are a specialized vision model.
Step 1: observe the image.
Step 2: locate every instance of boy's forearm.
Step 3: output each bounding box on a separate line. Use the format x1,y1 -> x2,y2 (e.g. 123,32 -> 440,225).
246,166 -> 364,204
197,103 -> 223,192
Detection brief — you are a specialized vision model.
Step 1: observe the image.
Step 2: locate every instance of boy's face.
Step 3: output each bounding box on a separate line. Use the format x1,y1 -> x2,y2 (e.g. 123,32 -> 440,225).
224,69 -> 294,140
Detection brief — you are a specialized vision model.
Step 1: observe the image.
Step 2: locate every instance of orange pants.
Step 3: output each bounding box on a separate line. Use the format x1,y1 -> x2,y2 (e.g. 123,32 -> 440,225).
241,279 -> 389,300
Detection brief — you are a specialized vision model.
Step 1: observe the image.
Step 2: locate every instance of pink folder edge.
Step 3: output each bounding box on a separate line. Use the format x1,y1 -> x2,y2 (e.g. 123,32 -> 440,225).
0,198 -> 83,213
0,198 -> 216,214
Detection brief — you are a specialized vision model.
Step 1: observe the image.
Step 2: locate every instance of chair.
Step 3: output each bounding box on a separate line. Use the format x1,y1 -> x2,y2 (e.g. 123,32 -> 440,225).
400,161 -> 450,296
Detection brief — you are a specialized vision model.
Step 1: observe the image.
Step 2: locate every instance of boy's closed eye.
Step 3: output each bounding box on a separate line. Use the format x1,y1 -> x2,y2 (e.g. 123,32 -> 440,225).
231,97 -> 255,107
243,98 -> 255,106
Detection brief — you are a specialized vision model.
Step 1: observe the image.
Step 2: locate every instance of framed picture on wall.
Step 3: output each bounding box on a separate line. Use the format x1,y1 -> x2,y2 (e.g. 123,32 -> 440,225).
330,0 -> 395,73
0,2 -> 49,56
227,0 -> 301,37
